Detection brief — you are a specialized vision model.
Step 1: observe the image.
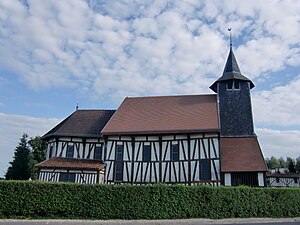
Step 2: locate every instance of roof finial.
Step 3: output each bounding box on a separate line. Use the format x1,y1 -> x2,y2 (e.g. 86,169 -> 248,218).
76,103 -> 79,111
228,28 -> 232,48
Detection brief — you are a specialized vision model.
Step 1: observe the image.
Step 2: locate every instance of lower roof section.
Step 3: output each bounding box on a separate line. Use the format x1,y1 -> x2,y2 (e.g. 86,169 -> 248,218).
221,137 -> 267,172
36,157 -> 105,171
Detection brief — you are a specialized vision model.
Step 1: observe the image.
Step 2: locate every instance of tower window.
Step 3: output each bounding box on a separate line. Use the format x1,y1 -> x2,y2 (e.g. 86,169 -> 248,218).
234,80 -> 240,89
226,80 -> 233,89
226,80 -> 240,90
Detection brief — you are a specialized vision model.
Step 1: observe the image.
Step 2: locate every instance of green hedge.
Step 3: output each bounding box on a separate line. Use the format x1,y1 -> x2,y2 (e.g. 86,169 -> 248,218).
0,181 -> 300,219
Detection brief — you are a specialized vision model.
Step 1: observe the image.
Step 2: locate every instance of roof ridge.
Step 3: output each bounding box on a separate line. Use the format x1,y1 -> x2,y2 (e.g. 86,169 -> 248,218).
126,94 -> 217,99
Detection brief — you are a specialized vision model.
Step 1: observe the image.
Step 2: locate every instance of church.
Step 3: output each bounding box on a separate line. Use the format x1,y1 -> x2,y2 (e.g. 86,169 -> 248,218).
36,45 -> 267,187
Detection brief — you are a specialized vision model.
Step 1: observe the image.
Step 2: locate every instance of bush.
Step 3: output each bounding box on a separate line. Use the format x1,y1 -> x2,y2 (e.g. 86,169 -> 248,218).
0,181 -> 299,219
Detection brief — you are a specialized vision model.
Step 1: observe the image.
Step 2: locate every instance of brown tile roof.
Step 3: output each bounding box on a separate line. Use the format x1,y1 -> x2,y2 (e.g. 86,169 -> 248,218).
43,110 -> 115,139
36,157 -> 105,171
102,95 -> 219,135
267,172 -> 299,178
221,137 -> 267,172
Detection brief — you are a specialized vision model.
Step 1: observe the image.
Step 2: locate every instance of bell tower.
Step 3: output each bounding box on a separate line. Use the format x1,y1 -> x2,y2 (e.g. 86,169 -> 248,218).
210,46 -> 256,137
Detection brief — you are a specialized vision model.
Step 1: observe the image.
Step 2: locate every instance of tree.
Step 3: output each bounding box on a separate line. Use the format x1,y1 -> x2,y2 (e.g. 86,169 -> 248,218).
278,157 -> 286,168
296,157 -> 300,173
5,134 -> 31,180
286,157 -> 296,173
28,136 -> 47,180
267,156 -> 280,169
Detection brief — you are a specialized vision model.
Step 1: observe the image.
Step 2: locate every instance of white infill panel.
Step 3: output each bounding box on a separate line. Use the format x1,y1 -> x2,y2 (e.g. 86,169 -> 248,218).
224,173 -> 231,186
258,172 -> 265,187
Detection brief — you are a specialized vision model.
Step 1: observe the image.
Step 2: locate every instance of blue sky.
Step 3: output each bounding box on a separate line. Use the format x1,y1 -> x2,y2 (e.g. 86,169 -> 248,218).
0,0 -> 300,177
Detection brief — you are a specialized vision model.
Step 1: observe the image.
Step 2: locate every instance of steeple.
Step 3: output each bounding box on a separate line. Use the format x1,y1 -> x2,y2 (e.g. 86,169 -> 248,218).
209,41 -> 256,137
210,47 -> 254,93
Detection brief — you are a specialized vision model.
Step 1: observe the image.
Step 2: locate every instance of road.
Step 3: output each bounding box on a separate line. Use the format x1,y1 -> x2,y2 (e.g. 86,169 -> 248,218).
0,218 -> 300,225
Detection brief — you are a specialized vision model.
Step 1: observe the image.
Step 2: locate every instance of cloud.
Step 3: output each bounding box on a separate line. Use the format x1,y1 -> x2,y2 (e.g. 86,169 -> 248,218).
253,75 -> 300,126
0,0 -> 299,128
0,113 -> 61,177
257,128 -> 300,159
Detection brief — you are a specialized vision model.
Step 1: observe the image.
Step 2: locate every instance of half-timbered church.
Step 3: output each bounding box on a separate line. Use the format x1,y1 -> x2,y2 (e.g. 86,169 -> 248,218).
37,45 -> 267,186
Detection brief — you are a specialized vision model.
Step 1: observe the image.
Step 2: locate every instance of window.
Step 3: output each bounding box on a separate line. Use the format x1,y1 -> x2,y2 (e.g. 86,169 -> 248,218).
94,146 -> 102,160
59,172 -> 76,182
143,145 -> 151,162
116,145 -> 123,161
226,80 -> 233,89
171,144 -> 179,161
49,146 -> 53,159
234,80 -> 240,89
226,80 -> 240,90
66,145 -> 74,158
200,160 -> 211,180
276,177 -> 280,183
115,162 -> 123,182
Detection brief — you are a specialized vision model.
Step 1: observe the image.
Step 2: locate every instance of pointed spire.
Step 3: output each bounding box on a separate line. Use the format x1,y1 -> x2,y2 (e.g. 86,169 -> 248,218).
209,32 -> 255,93
222,47 -> 241,75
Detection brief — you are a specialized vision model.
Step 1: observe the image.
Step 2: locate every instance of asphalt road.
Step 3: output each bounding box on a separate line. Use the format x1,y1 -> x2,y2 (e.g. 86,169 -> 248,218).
0,218 -> 300,225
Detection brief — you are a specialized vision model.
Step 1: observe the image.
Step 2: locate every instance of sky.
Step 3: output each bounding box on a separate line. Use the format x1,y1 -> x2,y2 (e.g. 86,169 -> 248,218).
0,0 -> 300,177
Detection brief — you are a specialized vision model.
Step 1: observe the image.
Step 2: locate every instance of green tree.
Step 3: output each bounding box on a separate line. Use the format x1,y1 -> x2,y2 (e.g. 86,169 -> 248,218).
295,156 -> 300,173
5,134 -> 31,180
28,136 -> 47,180
278,156 -> 286,168
286,157 -> 296,173
266,156 -> 280,169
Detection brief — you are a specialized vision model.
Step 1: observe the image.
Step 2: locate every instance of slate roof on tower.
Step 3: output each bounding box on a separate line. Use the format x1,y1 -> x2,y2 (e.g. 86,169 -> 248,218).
210,47 -> 255,92
102,95 -> 219,135
43,110 -> 115,139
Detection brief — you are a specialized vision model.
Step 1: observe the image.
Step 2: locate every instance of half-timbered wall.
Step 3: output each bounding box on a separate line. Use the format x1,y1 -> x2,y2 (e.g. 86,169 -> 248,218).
105,133 -> 221,186
46,137 -> 104,160
268,177 -> 299,187
38,169 -> 104,184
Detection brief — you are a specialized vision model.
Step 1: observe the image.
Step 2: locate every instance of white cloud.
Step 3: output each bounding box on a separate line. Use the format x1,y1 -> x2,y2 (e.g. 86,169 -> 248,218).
0,113 -> 61,178
253,75 -> 300,126
0,0 -> 299,128
257,128 -> 300,159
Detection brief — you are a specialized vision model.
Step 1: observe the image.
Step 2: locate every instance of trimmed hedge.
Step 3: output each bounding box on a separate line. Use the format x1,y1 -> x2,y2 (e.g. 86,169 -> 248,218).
0,181 -> 300,219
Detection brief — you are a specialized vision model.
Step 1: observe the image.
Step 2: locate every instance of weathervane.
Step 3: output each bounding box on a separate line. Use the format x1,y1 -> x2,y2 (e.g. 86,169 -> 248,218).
76,103 -> 79,111
228,28 -> 232,47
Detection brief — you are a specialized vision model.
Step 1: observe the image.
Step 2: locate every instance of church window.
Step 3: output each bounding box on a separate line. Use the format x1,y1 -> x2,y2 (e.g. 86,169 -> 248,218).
143,145 -> 151,162
171,144 -> 179,161
200,160 -> 211,180
115,162 -> 123,182
59,172 -> 76,183
66,145 -> 74,158
49,146 -> 53,159
94,146 -> 102,160
116,145 -> 123,161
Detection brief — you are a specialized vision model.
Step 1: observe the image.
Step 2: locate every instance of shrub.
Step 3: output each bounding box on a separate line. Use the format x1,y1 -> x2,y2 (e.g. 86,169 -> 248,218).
0,181 -> 299,219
